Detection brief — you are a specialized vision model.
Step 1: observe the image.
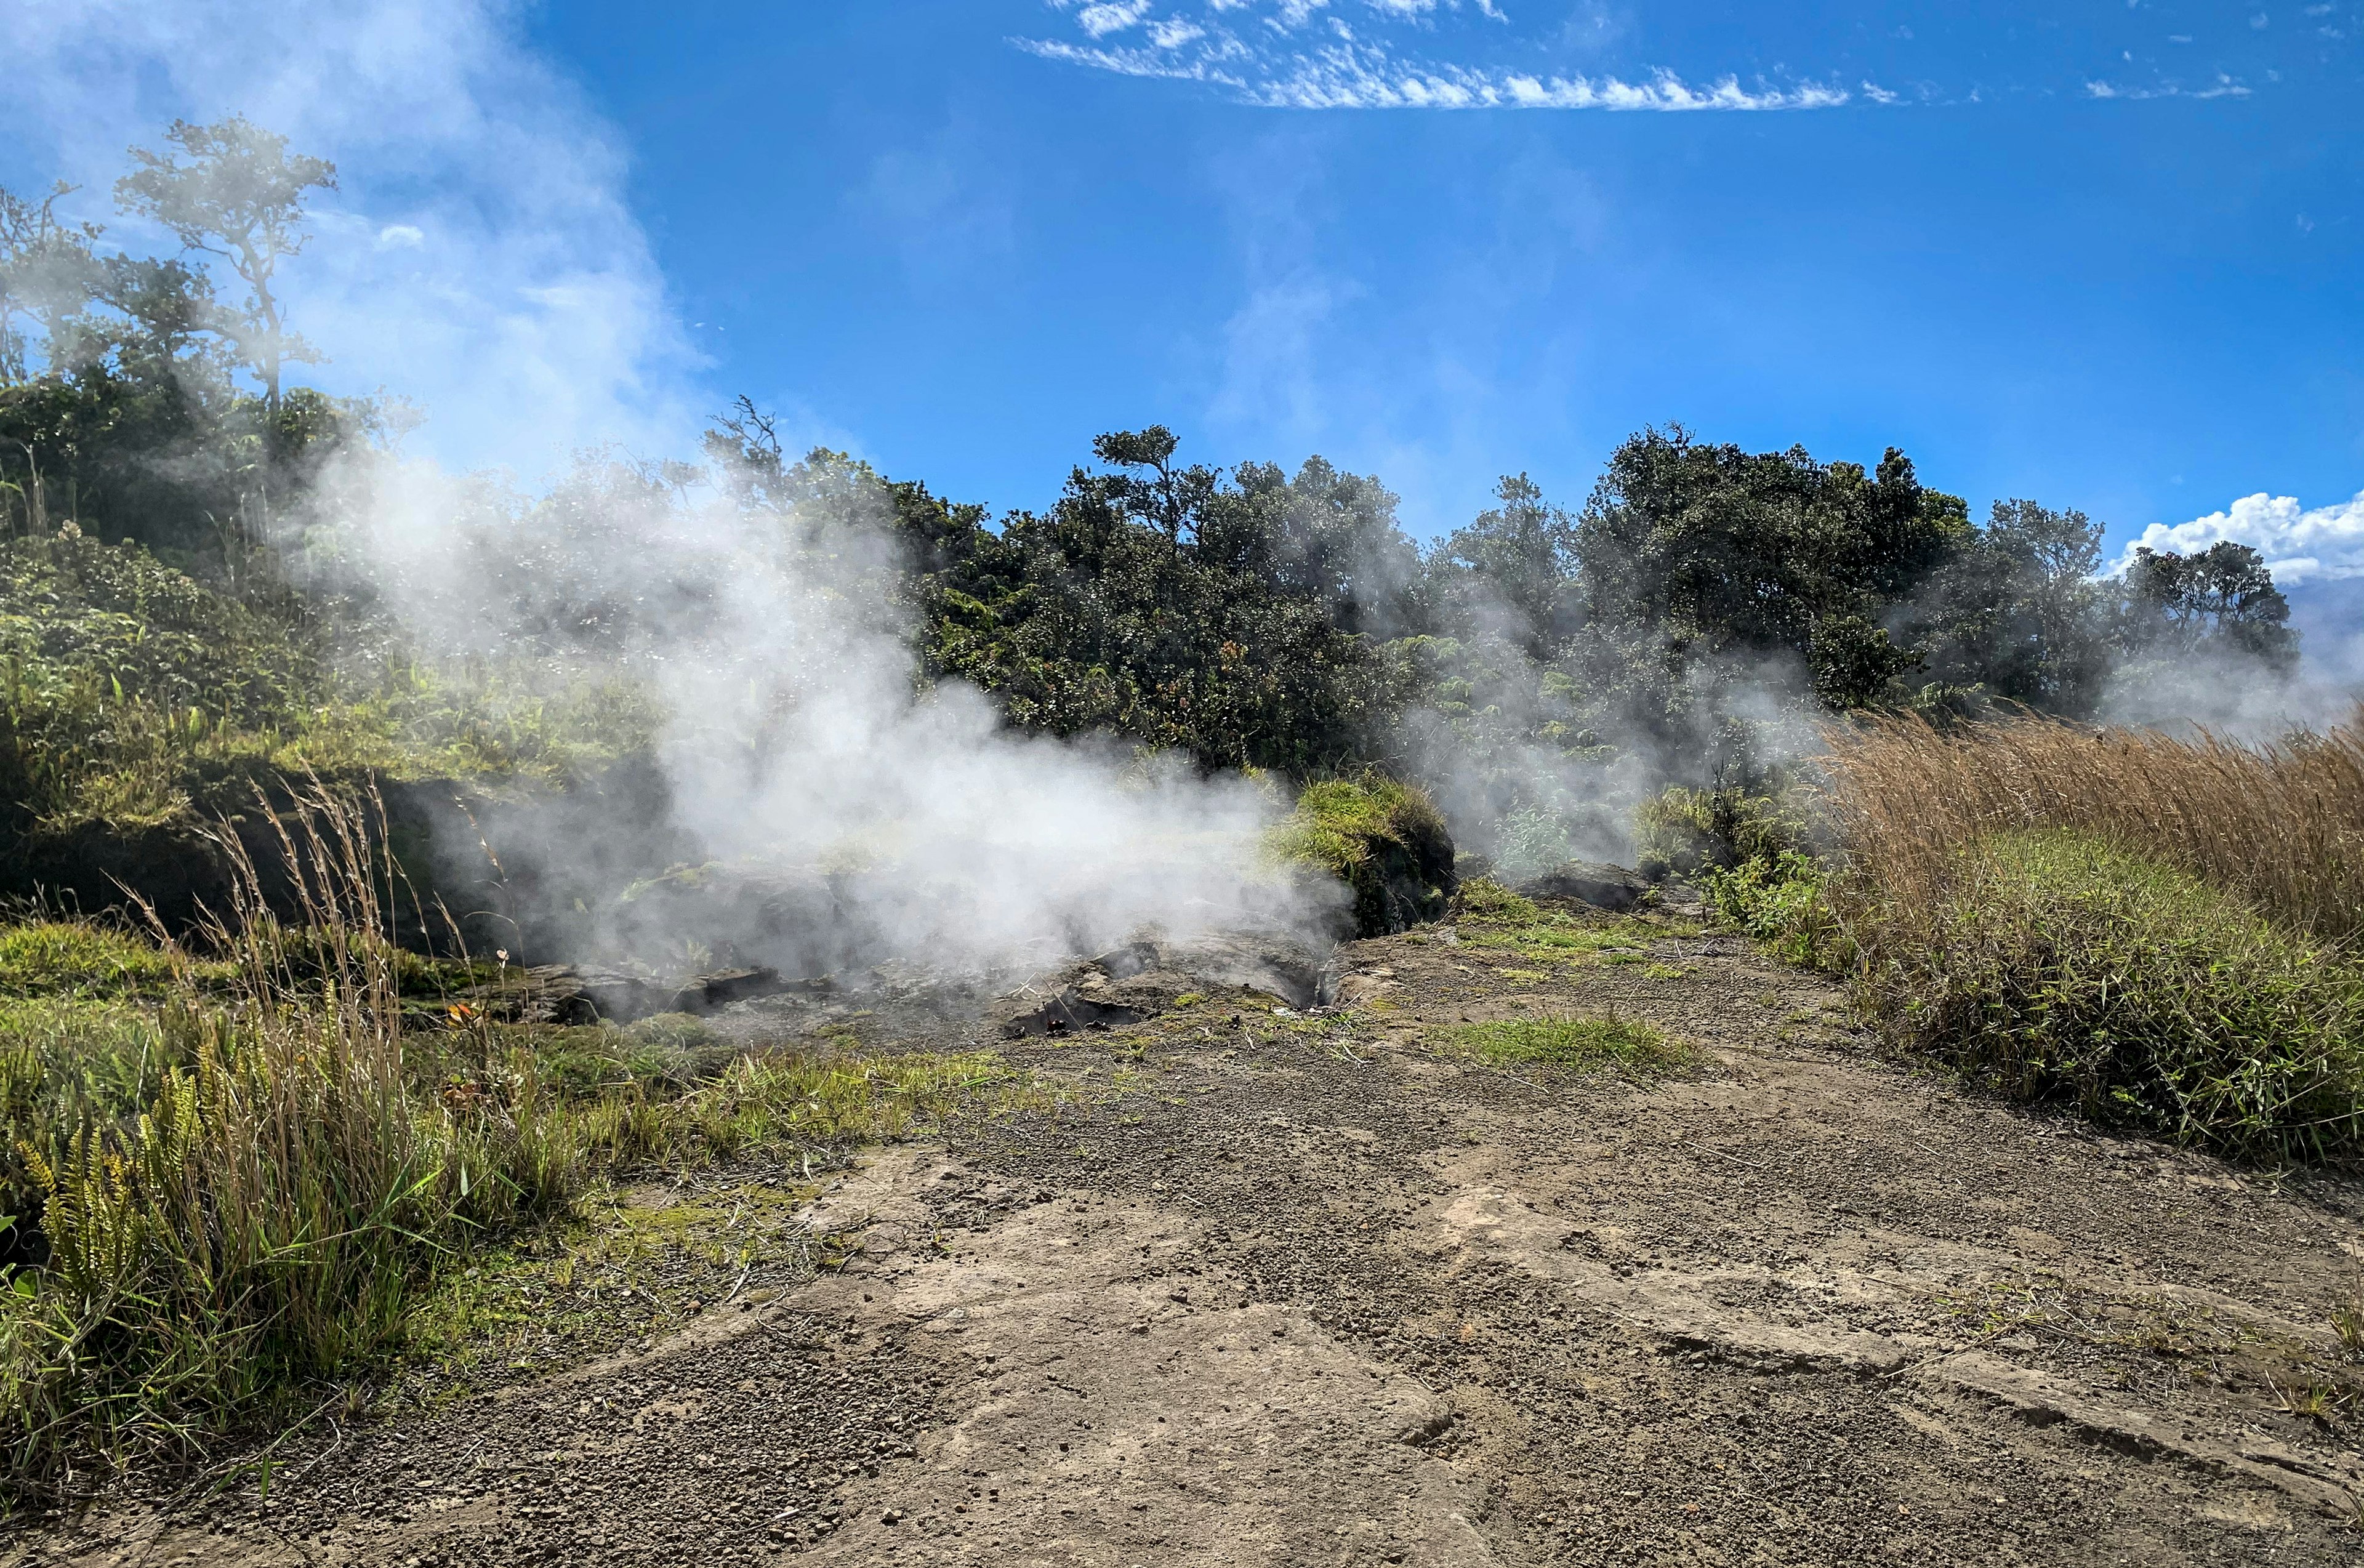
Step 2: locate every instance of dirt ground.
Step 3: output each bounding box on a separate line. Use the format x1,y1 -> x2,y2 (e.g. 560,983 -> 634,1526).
14,905 -> 2364,1566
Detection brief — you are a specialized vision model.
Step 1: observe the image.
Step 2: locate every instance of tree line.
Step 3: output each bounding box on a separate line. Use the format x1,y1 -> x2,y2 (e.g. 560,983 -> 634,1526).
2,119 -> 2304,854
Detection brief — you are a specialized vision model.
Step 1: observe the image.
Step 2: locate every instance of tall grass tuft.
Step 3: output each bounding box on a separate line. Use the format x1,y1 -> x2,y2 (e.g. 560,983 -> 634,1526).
0,779 -> 1030,1500
1815,709 -> 2364,1162
0,780 -> 570,1496
1819,707 -> 2364,942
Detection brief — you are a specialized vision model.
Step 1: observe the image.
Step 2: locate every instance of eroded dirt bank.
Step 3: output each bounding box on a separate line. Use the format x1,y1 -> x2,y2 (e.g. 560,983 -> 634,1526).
16,911 -> 2364,1566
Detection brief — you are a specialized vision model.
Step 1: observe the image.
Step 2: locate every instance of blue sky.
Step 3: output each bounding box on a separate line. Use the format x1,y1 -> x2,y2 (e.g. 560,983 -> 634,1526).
7,2 -> 2363,593
523,0 -> 2364,569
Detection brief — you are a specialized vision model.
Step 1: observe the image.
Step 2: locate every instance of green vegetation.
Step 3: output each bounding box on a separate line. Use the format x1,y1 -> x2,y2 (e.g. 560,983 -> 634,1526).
1634,782 -> 1812,878
1850,829 -> 2363,1162
1700,851 -> 1835,968
1431,1013 -> 1689,1075
3,113 -> 2356,1498
2,118 -> 2315,907
0,795 -> 1029,1499
1266,775 -> 1455,935
1453,877 -> 1670,964
1693,711 -> 2364,1164
0,919 -> 175,995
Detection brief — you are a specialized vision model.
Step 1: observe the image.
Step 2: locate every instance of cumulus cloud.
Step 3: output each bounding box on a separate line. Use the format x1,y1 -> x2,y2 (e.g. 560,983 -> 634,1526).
1021,1 -> 1861,110
2109,488 -> 2364,584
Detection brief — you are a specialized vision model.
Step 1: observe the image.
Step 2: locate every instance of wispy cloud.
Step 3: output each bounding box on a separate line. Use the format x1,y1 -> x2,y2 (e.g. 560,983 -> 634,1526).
2084,73 -> 2253,99
1023,1 -> 1860,110
2111,489 -> 2364,584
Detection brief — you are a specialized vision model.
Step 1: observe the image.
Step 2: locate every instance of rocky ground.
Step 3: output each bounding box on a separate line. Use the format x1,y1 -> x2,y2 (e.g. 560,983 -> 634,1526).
14,899 -> 2364,1566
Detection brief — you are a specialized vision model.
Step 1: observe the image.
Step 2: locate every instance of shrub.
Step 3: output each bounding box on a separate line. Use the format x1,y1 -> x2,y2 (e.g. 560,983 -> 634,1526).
1493,805 -> 1575,884
1847,829 -> 2364,1162
1701,851 -> 1836,968
1456,877 -> 1541,923
1634,783 -> 1811,879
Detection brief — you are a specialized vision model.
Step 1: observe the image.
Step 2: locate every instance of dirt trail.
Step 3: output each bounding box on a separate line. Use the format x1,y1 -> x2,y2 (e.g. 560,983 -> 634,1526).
17,911 -> 2364,1566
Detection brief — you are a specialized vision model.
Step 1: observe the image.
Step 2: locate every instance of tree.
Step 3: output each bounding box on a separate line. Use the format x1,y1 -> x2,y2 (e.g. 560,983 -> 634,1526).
1091,426 -> 1220,546
0,183 -> 102,383
116,116 -> 337,411
1912,500 -> 2110,716
2121,541 -> 2299,672
1197,456 -> 1420,635
1427,473 -> 1583,659
1571,427 -> 1970,710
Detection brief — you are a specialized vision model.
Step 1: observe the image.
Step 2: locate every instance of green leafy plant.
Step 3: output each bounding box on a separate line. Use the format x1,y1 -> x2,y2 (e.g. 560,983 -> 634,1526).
1702,850 -> 1838,968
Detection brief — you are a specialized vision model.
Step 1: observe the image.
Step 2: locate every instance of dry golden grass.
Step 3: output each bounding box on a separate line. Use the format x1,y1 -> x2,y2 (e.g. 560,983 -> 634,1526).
1817,706 -> 2364,943
1807,709 -> 2364,1162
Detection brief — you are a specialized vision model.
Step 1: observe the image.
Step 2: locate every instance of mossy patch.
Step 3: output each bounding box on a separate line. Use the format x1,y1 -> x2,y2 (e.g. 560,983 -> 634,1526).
1268,776 -> 1455,936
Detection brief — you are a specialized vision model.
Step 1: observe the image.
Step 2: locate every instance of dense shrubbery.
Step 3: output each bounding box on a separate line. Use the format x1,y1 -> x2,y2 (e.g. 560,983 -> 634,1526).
1852,829 -> 2363,1160
1700,710 -> 2364,1162
1633,782 -> 1814,878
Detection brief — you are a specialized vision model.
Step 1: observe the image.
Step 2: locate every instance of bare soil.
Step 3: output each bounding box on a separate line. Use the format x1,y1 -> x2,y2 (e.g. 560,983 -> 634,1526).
15,906 -> 2364,1566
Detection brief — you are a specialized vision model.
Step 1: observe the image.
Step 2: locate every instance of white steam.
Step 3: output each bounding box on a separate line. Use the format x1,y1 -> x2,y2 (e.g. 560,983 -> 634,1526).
11,0 -> 1338,974
4,0 -> 701,471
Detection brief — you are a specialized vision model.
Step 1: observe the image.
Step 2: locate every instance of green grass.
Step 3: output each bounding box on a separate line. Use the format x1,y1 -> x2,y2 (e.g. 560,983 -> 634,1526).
390,1176 -> 827,1402
0,799 -> 1038,1500
1455,877 -> 1662,962
1432,1013 -> 1691,1074
0,922 -> 177,996
1851,829 -> 2364,1162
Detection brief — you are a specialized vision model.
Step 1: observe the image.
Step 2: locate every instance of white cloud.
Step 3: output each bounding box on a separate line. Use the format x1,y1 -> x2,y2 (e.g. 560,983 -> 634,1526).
2110,489 -> 2364,584
2084,72 -> 2252,99
1075,1 -> 1156,38
1018,1 -> 1859,110
375,223 -> 425,249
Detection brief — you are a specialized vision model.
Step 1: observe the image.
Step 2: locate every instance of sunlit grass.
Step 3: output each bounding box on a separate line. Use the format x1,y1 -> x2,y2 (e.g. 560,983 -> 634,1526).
0,786 -> 1042,1501
1430,1013 -> 1691,1075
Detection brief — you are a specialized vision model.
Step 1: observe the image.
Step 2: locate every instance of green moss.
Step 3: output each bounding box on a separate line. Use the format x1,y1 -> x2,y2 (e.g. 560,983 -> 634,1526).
0,921 -> 174,996
1266,775 -> 1455,936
